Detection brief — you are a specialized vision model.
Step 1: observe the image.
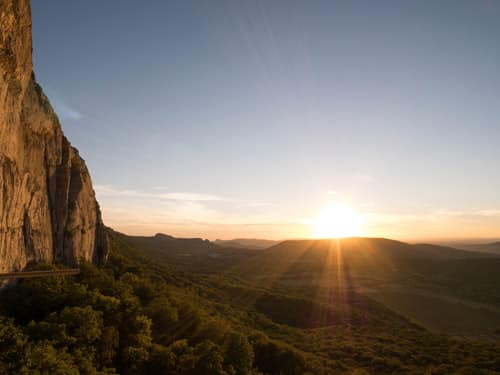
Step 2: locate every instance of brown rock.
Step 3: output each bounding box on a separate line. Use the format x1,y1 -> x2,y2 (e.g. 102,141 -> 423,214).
0,0 -> 108,272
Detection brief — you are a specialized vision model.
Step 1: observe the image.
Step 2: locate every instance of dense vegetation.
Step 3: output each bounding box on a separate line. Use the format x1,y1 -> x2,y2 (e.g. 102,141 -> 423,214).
0,232 -> 499,374
232,238 -> 500,334
0,233 -> 305,375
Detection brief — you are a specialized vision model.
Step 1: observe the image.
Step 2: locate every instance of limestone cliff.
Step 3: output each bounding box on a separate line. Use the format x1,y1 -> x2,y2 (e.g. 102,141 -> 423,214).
0,0 -> 108,272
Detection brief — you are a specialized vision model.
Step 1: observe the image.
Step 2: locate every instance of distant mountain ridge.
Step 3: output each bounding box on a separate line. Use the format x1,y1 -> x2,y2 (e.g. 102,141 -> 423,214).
233,237 -> 498,294
231,237 -> 500,338
455,241 -> 500,256
213,238 -> 280,249
265,237 -> 493,259
114,231 -> 258,272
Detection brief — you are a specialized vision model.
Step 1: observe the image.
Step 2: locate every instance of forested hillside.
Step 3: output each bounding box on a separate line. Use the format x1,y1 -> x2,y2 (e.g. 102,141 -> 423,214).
1,231 -> 499,374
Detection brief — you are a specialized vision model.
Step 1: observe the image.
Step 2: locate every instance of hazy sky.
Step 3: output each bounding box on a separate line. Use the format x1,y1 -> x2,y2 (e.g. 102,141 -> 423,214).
31,0 -> 500,240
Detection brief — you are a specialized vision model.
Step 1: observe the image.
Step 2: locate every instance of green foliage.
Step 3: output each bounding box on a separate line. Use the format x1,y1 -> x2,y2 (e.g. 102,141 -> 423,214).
0,317 -> 26,374
34,82 -> 60,123
143,296 -> 178,343
0,250 -> 258,374
22,342 -> 79,375
224,332 -> 254,374
0,233 -> 499,374
251,335 -> 306,375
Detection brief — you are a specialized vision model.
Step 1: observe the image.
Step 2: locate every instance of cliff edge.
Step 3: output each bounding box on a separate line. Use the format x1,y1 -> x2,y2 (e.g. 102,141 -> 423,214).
0,0 -> 108,272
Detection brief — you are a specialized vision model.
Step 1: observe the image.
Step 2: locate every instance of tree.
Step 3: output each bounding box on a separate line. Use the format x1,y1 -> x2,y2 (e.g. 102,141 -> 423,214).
192,340 -> 228,375
121,315 -> 153,374
22,342 -> 79,375
145,344 -> 177,374
224,332 -> 254,375
97,326 -> 120,367
143,297 -> 178,343
0,265 -> 68,323
0,317 -> 27,374
49,305 -> 103,348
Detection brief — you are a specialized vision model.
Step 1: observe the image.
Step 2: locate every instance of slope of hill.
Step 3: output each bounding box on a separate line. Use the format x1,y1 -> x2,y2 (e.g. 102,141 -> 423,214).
214,238 -> 280,250
107,235 -> 500,339
116,231 -> 257,272
2,231 -> 499,374
232,238 -> 500,339
457,242 -> 500,255
233,237 -> 494,281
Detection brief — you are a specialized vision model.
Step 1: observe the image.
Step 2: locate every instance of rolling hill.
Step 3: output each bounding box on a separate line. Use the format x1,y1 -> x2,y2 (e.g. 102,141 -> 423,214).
231,238 -> 500,339
114,231 -> 257,272
111,234 -> 500,339
2,230 -> 500,373
457,241 -> 500,256
213,238 -> 280,250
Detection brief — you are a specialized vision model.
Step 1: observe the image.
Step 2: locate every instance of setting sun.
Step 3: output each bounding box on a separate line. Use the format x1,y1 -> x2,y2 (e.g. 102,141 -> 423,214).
312,203 -> 364,239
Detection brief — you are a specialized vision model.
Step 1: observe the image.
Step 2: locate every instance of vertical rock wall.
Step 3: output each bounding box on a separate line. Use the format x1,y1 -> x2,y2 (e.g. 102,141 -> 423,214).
0,0 -> 108,272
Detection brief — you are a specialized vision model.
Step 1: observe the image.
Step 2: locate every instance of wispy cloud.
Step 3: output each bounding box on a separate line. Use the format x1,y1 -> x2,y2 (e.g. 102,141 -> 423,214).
432,209 -> 500,218
367,208 -> 500,224
364,207 -> 500,240
433,209 -> 467,217
94,184 -> 298,239
475,209 -> 500,217
94,184 -> 500,240
43,86 -> 83,121
56,103 -> 82,120
95,185 -> 227,202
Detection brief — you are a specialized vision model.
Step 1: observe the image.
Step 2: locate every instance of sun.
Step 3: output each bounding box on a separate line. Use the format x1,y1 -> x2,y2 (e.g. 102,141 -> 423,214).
311,203 -> 364,239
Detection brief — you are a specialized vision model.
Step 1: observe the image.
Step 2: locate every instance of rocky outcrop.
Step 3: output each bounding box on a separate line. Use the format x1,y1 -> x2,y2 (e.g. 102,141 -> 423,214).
0,0 -> 108,272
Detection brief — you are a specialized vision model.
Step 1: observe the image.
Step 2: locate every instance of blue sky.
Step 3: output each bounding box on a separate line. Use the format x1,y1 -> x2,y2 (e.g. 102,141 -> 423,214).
31,0 -> 500,240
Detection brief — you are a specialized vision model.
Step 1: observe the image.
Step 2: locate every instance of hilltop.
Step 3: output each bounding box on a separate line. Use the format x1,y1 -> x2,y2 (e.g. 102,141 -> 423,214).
457,241 -> 500,256
214,238 -> 280,250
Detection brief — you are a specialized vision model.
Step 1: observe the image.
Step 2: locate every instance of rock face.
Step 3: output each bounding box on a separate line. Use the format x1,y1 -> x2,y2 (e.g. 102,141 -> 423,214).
0,0 -> 108,272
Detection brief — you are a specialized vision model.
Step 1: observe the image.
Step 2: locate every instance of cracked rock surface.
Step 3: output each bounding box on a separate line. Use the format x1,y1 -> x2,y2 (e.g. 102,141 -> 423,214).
0,0 -> 108,272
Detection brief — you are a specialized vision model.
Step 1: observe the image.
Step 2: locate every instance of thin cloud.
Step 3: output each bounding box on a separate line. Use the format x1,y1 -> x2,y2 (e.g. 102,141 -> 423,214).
433,209 -> 500,218
43,86 -> 83,121
369,208 -> 500,223
56,103 -> 82,120
95,185 -> 500,240
433,209 -> 467,217
475,209 -> 500,217
95,185 -> 227,202
94,184 -> 303,239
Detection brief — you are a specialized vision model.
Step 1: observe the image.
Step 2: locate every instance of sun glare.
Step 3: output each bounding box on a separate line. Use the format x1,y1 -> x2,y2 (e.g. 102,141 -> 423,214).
312,203 -> 364,239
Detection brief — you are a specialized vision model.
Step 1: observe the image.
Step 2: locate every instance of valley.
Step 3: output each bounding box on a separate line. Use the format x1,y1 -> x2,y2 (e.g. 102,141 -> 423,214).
112,233 -> 500,342
3,231 -> 500,374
